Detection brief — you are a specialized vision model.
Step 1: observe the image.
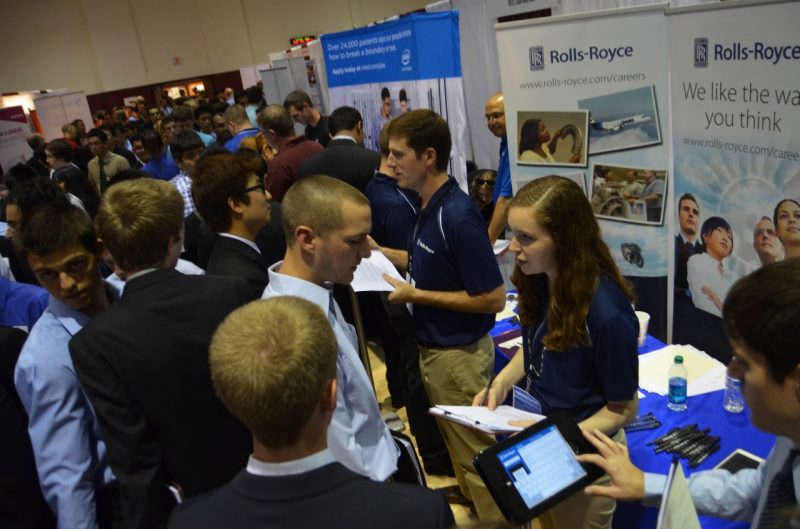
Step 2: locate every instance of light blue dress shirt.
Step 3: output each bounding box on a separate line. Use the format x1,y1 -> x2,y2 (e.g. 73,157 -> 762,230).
262,263 -> 399,481
14,289 -> 118,529
644,436 -> 799,526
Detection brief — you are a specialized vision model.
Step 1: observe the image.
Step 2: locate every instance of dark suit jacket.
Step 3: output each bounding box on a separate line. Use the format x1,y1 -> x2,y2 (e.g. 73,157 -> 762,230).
0,327 -> 56,529
298,138 -> 380,193
674,235 -> 703,291
167,463 -> 454,529
205,236 -> 270,298
69,269 -> 256,529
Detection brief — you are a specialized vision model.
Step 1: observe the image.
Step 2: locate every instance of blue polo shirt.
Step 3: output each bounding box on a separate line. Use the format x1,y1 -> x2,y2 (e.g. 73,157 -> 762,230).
492,137 -> 512,203
224,128 -> 260,153
522,276 -> 639,422
408,178 -> 503,347
365,172 -> 420,250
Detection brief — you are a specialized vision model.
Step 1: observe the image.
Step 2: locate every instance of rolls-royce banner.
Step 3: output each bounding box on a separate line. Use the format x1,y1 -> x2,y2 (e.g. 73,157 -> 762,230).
667,0 -> 800,361
495,5 -> 670,340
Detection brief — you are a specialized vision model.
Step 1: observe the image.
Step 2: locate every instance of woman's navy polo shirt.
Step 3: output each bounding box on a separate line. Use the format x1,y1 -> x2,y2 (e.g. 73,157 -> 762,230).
522,276 -> 639,421
408,178 -> 503,347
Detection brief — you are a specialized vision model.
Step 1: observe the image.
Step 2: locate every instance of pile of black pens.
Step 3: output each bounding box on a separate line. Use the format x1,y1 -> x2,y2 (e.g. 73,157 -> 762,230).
624,413 -> 661,432
648,424 -> 720,468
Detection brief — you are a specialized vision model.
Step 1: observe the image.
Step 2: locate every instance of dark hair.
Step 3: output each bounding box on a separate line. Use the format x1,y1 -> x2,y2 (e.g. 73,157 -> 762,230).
110,123 -> 125,136
399,89 -> 408,102
381,87 -> 390,100
108,168 -> 150,187
170,131 -> 204,162
129,133 -> 144,145
388,109 -> 451,172
7,178 -> 68,214
700,216 -> 733,255
161,115 -> 177,128
46,139 -> 72,162
142,130 -> 164,160
518,119 -> 543,155
678,192 -> 698,211
723,259 -> 800,382
246,86 -> 263,105
4,164 -> 40,191
173,106 -> 194,123
54,166 -> 100,218
256,105 -> 295,137
15,201 -> 96,260
468,169 -> 496,205
194,105 -> 213,120
510,176 -> 634,351
193,153 -> 261,233
87,128 -> 108,143
234,90 -> 247,103
27,134 -> 45,150
236,149 -> 267,179
773,198 -> 800,228
328,106 -> 362,136
283,90 -> 312,111
378,119 -> 392,156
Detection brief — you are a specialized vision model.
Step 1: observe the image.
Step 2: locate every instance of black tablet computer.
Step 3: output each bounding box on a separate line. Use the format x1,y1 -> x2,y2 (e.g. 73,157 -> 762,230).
473,410 -> 604,523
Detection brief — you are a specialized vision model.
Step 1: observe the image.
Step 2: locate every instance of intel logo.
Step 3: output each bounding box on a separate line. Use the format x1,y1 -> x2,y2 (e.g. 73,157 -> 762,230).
530,46 -> 544,71
401,49 -> 411,66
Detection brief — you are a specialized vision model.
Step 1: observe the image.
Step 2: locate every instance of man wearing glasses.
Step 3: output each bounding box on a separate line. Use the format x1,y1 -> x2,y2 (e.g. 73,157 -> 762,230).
192,153 -> 274,298
484,93 -> 512,244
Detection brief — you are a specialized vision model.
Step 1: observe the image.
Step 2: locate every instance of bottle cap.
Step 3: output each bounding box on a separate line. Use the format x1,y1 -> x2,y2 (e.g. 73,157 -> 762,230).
674,355 -> 684,364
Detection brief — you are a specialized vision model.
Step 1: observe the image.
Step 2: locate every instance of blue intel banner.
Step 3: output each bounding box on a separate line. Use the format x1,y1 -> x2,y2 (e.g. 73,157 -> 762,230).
322,12 -> 461,88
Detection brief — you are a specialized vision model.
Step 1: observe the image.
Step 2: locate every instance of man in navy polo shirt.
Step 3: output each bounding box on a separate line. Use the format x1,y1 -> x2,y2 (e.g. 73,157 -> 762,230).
382,109 -> 505,521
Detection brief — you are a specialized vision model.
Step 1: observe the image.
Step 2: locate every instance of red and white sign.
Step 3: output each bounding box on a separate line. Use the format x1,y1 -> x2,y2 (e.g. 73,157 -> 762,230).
0,106 -> 32,173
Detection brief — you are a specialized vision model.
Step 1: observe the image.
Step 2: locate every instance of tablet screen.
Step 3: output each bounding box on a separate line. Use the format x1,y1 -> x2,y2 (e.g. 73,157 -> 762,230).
497,423 -> 588,509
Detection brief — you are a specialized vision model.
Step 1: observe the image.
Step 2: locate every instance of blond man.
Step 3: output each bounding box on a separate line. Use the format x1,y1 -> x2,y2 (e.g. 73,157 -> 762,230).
70,179 -> 257,529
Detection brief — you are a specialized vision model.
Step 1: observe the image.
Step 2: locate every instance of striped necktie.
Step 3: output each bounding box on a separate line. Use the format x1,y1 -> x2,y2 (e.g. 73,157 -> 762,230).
757,449 -> 799,529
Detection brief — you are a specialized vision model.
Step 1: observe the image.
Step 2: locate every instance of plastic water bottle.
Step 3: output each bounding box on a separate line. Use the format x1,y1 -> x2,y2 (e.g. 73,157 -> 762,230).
667,355 -> 688,412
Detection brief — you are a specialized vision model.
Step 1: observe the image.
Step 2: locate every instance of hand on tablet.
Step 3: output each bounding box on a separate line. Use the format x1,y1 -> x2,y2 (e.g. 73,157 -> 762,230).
575,429 -> 645,501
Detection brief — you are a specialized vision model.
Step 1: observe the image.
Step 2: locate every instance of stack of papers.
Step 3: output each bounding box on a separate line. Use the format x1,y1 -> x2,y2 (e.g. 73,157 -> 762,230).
638,344 -> 727,397
351,250 -> 405,292
429,405 -> 544,434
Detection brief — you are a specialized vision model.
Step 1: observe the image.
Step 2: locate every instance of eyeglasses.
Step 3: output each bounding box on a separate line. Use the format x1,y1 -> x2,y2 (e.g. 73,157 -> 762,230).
476,178 -> 495,186
243,183 -> 266,195
485,113 -> 504,122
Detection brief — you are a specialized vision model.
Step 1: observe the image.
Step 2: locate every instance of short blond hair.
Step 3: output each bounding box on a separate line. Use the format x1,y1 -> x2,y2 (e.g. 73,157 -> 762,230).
95,179 -> 183,273
282,174 -> 369,245
209,296 -> 337,448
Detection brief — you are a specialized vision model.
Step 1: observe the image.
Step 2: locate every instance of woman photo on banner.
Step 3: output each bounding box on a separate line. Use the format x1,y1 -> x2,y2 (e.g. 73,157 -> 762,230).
775,198 -> 800,259
473,176 -> 638,529
685,216 -> 735,363
518,118 -> 582,165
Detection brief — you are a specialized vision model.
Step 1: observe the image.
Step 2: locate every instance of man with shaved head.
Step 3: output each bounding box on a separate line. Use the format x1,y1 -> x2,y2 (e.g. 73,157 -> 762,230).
484,93 -> 512,244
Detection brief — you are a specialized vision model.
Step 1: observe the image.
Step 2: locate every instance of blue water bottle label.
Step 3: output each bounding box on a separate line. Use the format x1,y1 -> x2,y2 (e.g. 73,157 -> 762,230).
668,377 -> 688,404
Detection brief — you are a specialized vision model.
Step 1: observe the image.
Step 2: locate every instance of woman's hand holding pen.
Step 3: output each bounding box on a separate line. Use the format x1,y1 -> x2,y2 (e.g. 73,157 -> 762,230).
472,375 -> 511,411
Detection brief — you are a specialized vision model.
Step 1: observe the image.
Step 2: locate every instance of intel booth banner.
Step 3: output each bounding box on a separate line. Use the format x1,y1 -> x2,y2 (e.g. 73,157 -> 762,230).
667,0 -> 800,360
321,11 -> 469,190
495,4 -> 670,341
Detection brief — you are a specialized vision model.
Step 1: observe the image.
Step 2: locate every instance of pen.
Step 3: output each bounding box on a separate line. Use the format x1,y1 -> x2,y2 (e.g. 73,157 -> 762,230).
479,373 -> 496,407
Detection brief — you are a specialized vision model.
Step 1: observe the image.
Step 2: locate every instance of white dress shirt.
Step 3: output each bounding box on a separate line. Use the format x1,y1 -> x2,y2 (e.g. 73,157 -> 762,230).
262,263 -> 399,481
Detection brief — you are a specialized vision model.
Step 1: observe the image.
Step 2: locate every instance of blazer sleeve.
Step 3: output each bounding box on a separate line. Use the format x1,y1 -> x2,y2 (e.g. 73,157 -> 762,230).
70,330 -> 175,529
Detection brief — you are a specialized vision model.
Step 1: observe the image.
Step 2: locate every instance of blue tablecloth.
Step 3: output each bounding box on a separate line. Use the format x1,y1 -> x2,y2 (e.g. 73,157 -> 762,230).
490,320 -> 776,529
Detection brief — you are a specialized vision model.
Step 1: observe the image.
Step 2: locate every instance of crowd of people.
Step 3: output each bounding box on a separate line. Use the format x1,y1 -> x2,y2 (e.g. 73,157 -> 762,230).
0,87 -> 798,529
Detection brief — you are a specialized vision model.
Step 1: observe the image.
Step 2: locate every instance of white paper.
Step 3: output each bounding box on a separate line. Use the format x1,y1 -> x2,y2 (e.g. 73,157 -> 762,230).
493,239 -> 512,255
638,344 -> 726,396
429,405 -> 545,434
498,335 -> 523,350
495,297 -> 518,322
657,460 -> 701,529
351,250 -> 405,292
